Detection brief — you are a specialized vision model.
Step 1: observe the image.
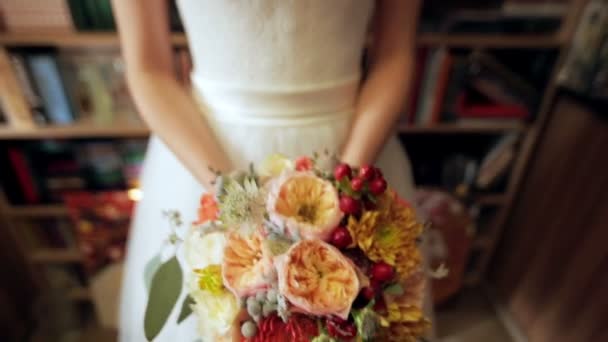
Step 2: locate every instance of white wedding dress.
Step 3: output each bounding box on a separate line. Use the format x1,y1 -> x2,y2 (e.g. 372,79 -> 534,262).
119,1 -> 416,340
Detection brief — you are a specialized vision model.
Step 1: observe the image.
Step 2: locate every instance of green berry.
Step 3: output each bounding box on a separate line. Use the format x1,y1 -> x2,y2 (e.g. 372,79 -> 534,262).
266,289 -> 278,303
241,320 -> 258,338
247,300 -> 262,317
262,302 -> 277,317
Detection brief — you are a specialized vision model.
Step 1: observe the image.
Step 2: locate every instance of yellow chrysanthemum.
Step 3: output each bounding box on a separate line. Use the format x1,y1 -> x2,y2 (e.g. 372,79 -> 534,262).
347,190 -> 422,279
194,264 -> 224,295
268,173 -> 343,241
378,320 -> 431,342
380,270 -> 430,341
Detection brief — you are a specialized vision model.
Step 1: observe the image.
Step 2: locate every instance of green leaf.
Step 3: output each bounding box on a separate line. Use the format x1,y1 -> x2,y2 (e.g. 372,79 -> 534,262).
177,295 -> 195,324
143,253 -> 162,293
383,283 -> 404,296
144,256 -> 182,341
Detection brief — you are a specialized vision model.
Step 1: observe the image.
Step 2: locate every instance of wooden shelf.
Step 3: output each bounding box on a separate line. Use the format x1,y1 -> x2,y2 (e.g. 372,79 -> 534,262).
475,194 -> 507,206
6,204 -> 68,217
30,248 -> 81,263
417,33 -> 564,48
68,287 -> 92,301
0,121 -> 149,140
0,32 -> 187,47
398,122 -> 527,134
0,32 -> 563,49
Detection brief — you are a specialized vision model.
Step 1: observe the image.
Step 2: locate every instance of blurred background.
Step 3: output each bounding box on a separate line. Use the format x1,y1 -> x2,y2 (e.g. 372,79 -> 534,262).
0,0 -> 606,341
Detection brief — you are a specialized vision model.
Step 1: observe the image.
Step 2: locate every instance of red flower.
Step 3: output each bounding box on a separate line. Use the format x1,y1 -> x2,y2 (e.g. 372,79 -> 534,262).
295,156 -> 314,171
243,314 -> 318,342
193,193 -> 219,225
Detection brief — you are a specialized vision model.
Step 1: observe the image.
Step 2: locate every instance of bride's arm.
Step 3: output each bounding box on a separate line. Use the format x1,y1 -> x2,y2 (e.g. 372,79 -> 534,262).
341,0 -> 421,166
112,0 -> 232,189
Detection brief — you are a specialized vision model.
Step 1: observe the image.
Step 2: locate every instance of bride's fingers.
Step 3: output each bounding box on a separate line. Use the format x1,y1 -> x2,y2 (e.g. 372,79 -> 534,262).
230,309 -> 249,342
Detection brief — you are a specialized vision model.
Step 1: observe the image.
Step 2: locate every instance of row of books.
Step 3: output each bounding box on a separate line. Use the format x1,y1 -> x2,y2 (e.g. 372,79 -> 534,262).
2,49 -> 137,125
0,0 -> 182,32
404,48 -> 540,126
0,48 -> 192,126
0,139 -> 146,205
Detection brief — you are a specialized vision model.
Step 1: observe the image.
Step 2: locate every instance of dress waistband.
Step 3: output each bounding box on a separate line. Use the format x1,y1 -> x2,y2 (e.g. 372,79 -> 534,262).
191,75 -> 360,126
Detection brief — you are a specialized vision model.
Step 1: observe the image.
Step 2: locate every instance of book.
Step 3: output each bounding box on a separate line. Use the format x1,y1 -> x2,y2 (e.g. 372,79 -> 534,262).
455,92 -> 530,119
415,48 -> 448,125
476,148 -> 515,188
476,134 -> 519,188
441,55 -> 470,122
26,53 -> 75,125
0,48 -> 35,128
9,52 -> 48,124
405,48 -> 429,124
59,51 -> 138,124
428,52 -> 454,124
7,147 -> 41,204
67,0 -> 115,31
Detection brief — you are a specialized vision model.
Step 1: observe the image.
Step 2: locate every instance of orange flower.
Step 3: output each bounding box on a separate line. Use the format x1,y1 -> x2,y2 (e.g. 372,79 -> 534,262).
295,156 -> 314,171
194,194 -> 219,225
276,240 -> 360,319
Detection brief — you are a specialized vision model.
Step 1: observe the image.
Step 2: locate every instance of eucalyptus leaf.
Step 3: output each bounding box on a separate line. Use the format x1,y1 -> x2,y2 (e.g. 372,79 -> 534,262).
144,256 -> 182,341
143,253 -> 162,293
177,295 -> 195,324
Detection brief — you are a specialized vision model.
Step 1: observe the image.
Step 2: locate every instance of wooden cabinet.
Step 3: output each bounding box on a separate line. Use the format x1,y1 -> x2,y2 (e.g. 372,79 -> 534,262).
489,95 -> 608,341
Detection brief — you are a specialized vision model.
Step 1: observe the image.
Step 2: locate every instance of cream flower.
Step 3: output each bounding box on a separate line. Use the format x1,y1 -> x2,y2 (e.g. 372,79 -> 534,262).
275,239 -> 360,319
258,153 -> 294,177
184,229 -> 239,341
184,229 -> 227,270
267,172 -> 343,241
188,275 -> 240,342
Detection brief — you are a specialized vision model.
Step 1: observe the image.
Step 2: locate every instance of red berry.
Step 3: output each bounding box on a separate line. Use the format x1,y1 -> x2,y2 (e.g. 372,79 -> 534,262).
370,278 -> 383,292
339,196 -> 361,215
361,286 -> 376,300
330,226 -> 352,249
371,261 -> 395,283
359,164 -> 376,181
373,297 -> 387,314
334,163 -> 352,181
295,156 -> 313,171
369,178 -> 387,195
373,167 -> 384,179
350,177 -> 364,192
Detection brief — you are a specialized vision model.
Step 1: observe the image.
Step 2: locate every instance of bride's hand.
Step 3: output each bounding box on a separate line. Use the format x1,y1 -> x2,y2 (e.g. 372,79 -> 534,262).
229,309 -> 249,342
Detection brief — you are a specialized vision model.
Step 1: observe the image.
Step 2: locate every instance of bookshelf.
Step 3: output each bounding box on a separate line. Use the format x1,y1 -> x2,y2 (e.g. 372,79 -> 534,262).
0,121 -> 149,139
0,0 -> 587,330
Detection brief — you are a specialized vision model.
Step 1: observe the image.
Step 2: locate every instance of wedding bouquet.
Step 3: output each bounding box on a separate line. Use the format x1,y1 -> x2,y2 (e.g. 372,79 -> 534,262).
144,154 -> 429,341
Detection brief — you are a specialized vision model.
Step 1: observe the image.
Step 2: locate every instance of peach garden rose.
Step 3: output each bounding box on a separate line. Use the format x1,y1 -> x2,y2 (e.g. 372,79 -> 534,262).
267,172 -> 343,241
275,239 -> 360,319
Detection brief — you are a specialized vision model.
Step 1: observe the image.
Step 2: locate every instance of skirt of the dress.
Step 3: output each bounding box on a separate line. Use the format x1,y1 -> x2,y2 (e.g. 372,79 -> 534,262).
118,113 -> 417,341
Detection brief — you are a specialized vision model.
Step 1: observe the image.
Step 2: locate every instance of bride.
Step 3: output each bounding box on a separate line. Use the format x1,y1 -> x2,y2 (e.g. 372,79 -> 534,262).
113,0 -> 422,340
